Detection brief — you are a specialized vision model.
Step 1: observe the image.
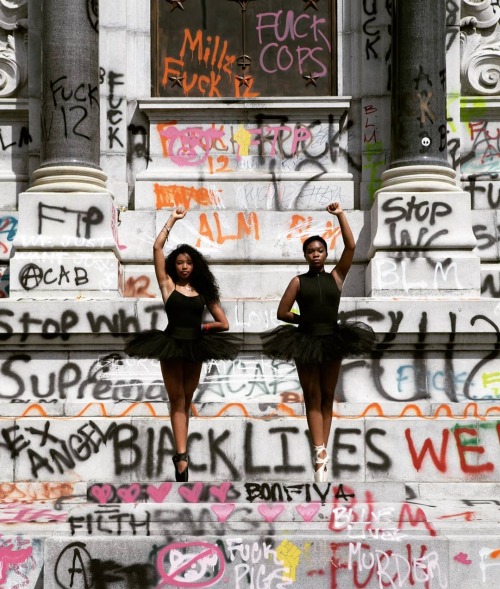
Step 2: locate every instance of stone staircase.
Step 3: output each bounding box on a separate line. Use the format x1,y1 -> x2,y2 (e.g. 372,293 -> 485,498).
1,400 -> 500,587
0,297 -> 499,587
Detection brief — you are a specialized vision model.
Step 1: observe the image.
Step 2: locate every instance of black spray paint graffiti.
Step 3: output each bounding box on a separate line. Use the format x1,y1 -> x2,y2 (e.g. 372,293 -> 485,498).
362,0 -> 392,90
69,508 -> 151,536
0,419 -> 388,480
19,264 -> 89,291
44,76 -> 99,141
0,304 -> 164,342
55,542 -> 158,589
0,352 -> 167,401
464,178 -> 500,209
0,126 -> 32,150
0,420 -> 117,478
383,195 -> 451,248
482,273 -> 500,298
100,68 -> 125,149
87,0 -> 98,32
37,202 -> 104,237
344,308 -> 500,403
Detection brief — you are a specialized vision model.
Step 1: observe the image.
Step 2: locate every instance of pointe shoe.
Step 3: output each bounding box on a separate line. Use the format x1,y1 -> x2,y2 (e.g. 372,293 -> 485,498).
313,444 -> 329,483
172,452 -> 189,482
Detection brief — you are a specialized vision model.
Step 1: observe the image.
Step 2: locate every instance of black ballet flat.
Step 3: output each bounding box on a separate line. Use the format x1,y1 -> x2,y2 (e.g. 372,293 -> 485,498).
172,452 -> 189,482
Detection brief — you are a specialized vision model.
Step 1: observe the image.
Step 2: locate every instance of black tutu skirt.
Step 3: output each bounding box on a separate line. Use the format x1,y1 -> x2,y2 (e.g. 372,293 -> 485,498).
261,321 -> 376,364
125,327 -> 240,363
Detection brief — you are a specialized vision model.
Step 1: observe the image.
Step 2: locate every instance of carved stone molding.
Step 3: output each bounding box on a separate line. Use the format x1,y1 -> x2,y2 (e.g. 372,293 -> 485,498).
0,1 -> 27,98
460,0 -> 500,95
0,0 -> 28,30
0,31 -> 26,97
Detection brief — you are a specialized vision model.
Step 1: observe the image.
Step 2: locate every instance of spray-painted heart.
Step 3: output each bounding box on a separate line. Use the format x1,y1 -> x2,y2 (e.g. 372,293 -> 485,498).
89,484 -> 113,504
146,483 -> 173,503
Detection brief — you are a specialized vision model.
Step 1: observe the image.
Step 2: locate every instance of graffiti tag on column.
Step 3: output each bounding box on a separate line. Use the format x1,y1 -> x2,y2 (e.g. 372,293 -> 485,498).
44,76 -> 99,141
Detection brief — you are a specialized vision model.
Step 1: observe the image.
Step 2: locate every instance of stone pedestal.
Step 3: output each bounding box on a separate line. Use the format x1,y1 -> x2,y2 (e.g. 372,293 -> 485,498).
366,191 -> 479,297
10,192 -> 123,298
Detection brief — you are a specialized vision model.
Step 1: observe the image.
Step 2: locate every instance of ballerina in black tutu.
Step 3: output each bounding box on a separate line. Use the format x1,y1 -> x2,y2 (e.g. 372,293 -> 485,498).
125,207 -> 239,481
261,202 -> 376,482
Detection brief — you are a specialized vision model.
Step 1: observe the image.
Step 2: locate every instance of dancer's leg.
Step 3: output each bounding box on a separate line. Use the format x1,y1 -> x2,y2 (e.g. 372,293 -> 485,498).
182,360 -> 202,428
161,360 -> 189,473
297,362 -> 327,476
319,359 -> 341,445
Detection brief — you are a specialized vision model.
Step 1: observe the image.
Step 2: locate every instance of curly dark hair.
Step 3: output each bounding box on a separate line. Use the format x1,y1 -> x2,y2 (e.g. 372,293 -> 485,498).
165,244 -> 221,306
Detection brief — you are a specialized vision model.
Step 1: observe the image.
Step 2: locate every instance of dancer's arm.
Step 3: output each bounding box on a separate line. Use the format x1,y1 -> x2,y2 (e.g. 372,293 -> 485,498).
277,277 -> 301,324
203,303 -> 230,333
153,206 -> 187,302
327,202 -> 355,288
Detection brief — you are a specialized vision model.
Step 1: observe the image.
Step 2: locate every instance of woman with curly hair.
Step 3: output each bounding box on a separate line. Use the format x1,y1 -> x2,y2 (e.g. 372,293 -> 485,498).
261,202 -> 376,482
125,207 -> 238,481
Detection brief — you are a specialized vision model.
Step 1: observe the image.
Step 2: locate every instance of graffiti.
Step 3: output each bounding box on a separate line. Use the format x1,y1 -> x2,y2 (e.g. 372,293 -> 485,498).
464,179 -> 500,210
69,508 -> 151,536
0,126 -> 32,150
154,183 -> 222,210
195,211 -> 260,247
362,0 -> 392,90
462,122 -> 500,174
86,0 -> 98,32
0,482 -> 75,502
479,546 -> 500,583
224,537 -> 290,589
100,69 -> 125,149
162,28 -> 243,98
256,10 -> 331,77
157,541 -> 225,588
331,541 -> 448,589
124,275 -> 156,298
481,274 -> 500,303
285,213 -> 341,249
0,503 -> 67,524
44,75 -> 99,141
330,488 -> 437,538
0,419 -> 117,478
54,542 -> 93,589
19,263 -> 89,290
0,537 -> 36,587
0,215 -> 18,254
155,116 -> 356,176
37,202 -> 104,238
4,416 -> 500,482
88,482 -> 241,505
54,540 -> 159,588
382,196 -> 452,227
373,258 -> 463,291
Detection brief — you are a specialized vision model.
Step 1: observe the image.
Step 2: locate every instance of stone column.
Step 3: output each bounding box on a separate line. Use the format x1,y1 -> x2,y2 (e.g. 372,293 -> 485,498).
29,0 -> 106,192
366,0 -> 479,297
10,0 -> 122,298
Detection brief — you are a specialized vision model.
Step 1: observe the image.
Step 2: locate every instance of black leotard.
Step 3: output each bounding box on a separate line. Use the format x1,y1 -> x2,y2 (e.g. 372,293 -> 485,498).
164,290 -> 204,340
296,271 -> 340,335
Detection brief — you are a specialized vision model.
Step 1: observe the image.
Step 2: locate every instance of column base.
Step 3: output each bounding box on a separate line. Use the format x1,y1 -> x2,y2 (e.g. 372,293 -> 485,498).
27,165 -> 109,193
376,165 -> 462,195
